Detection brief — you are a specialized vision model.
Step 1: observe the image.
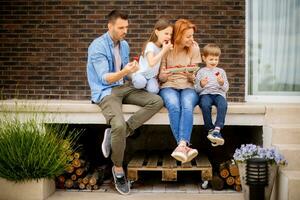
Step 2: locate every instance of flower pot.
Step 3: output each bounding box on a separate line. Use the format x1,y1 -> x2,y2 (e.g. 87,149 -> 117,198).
237,163 -> 278,200
0,178 -> 55,200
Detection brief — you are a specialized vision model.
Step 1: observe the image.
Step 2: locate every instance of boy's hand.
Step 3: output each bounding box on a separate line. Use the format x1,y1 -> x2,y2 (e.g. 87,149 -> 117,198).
216,73 -> 224,86
200,77 -> 208,87
124,61 -> 139,74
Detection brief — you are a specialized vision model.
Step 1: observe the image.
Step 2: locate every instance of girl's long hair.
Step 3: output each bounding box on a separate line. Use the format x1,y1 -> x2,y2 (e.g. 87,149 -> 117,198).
172,19 -> 196,55
141,18 -> 173,56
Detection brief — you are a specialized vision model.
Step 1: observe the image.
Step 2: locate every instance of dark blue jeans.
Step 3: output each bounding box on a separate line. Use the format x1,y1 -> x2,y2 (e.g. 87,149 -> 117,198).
198,94 -> 227,131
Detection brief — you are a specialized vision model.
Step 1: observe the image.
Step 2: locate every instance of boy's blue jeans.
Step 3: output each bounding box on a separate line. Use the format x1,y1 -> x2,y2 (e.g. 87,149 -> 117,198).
159,88 -> 199,144
198,94 -> 228,131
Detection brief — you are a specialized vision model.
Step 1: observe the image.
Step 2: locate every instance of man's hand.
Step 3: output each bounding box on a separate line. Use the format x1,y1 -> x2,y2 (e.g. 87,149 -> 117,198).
200,77 -> 208,87
123,60 -> 139,74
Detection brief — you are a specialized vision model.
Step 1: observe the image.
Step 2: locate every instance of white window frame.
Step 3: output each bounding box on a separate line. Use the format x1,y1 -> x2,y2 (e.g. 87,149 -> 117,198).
245,0 -> 300,103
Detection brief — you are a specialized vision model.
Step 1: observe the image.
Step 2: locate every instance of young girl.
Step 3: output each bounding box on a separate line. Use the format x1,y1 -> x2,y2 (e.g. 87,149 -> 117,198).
132,18 -> 173,94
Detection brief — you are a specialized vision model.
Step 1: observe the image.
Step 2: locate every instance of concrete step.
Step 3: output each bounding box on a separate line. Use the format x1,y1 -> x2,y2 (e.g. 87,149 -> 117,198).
265,103 -> 300,124
48,191 -> 243,200
271,124 -> 300,144
277,170 -> 300,200
265,104 -> 300,124
273,144 -> 300,170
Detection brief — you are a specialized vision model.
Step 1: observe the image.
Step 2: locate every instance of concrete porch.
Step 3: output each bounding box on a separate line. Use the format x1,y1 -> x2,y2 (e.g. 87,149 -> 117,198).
1,100 -> 300,200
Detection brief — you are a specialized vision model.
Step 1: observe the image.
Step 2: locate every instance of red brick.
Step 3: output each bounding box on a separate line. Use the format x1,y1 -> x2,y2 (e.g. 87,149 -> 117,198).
0,0 -> 245,102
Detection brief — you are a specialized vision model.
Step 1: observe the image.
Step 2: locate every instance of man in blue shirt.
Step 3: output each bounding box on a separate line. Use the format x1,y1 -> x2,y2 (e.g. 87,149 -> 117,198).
87,10 -> 163,195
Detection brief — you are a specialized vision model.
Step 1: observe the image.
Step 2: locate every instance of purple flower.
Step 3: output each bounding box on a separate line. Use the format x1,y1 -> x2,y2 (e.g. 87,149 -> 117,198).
233,144 -> 287,165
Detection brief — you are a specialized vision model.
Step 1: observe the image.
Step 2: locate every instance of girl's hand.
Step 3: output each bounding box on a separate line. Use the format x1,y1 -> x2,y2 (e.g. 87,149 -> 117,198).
162,40 -> 173,52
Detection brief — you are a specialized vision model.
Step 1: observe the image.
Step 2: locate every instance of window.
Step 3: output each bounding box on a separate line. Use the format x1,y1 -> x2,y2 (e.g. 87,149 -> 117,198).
247,0 -> 300,102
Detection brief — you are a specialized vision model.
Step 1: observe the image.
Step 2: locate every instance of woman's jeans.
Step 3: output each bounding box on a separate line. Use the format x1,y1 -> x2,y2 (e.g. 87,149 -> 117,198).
159,88 -> 199,144
198,94 -> 227,131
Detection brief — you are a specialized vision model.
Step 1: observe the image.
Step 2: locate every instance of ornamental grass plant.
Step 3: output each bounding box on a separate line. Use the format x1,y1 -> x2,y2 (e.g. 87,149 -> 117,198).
0,116 -> 80,182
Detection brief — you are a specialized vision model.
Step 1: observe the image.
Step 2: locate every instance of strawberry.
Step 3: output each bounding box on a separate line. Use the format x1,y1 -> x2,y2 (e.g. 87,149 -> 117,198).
133,56 -> 139,62
215,72 -> 220,76
167,66 -> 178,69
187,64 -> 195,67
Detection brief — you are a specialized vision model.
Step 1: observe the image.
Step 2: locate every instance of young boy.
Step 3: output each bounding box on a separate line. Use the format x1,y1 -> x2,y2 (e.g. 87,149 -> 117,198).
194,44 -> 229,147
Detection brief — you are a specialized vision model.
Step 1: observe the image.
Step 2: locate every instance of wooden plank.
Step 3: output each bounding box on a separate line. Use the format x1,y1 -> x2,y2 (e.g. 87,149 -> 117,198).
127,151 -> 213,182
162,153 -> 177,168
127,169 -> 138,181
128,152 -> 145,168
201,169 -> 213,181
195,153 -> 211,168
181,161 -> 192,168
146,154 -> 159,168
162,170 -> 177,181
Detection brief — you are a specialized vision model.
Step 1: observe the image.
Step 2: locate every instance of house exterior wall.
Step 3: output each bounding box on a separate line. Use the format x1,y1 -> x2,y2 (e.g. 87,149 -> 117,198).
0,0 -> 245,102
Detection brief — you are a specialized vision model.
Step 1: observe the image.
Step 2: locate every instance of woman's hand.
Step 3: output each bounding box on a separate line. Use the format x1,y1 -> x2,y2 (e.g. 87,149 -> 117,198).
159,68 -> 173,82
179,71 -> 195,83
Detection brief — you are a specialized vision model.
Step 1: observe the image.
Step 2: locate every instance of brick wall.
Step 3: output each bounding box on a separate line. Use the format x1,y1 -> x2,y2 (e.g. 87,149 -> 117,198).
0,0 -> 245,102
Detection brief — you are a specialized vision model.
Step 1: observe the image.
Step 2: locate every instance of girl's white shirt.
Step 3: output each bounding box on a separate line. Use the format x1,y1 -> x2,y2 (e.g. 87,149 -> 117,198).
135,42 -> 162,79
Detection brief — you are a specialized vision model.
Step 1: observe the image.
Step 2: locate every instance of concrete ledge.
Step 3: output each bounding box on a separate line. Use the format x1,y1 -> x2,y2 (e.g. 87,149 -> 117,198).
265,104 -> 300,124
0,100 -> 267,125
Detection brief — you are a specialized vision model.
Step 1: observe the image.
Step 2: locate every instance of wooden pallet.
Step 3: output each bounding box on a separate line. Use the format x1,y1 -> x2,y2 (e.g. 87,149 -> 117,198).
127,151 -> 212,182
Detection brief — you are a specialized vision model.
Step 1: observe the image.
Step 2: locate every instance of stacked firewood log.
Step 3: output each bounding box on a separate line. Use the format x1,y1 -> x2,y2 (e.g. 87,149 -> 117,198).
56,152 -> 104,190
211,160 -> 241,191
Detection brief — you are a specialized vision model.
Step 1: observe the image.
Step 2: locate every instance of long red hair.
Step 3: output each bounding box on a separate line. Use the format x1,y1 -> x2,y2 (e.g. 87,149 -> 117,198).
172,19 -> 196,54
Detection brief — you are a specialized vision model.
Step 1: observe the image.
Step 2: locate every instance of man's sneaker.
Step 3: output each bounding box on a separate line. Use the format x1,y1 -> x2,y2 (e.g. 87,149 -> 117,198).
102,128 -> 111,158
207,130 -> 224,147
112,167 -> 130,195
185,146 -> 198,162
171,146 -> 188,163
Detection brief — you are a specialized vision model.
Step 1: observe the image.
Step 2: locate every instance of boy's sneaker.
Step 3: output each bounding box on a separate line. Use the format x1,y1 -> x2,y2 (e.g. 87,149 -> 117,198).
208,129 -> 214,135
207,130 -> 224,147
112,167 -> 130,195
185,146 -> 198,162
102,128 -> 111,158
171,146 -> 188,163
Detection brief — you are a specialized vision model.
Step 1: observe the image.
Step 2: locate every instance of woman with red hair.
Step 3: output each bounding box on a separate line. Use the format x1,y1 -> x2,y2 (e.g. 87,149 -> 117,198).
159,19 -> 202,163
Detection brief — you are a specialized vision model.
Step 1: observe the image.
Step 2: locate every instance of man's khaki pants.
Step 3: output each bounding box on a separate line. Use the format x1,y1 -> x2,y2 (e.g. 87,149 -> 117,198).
98,82 -> 163,166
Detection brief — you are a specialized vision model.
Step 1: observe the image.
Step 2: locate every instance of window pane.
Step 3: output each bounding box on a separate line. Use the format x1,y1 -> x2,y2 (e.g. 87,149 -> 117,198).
248,0 -> 300,96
